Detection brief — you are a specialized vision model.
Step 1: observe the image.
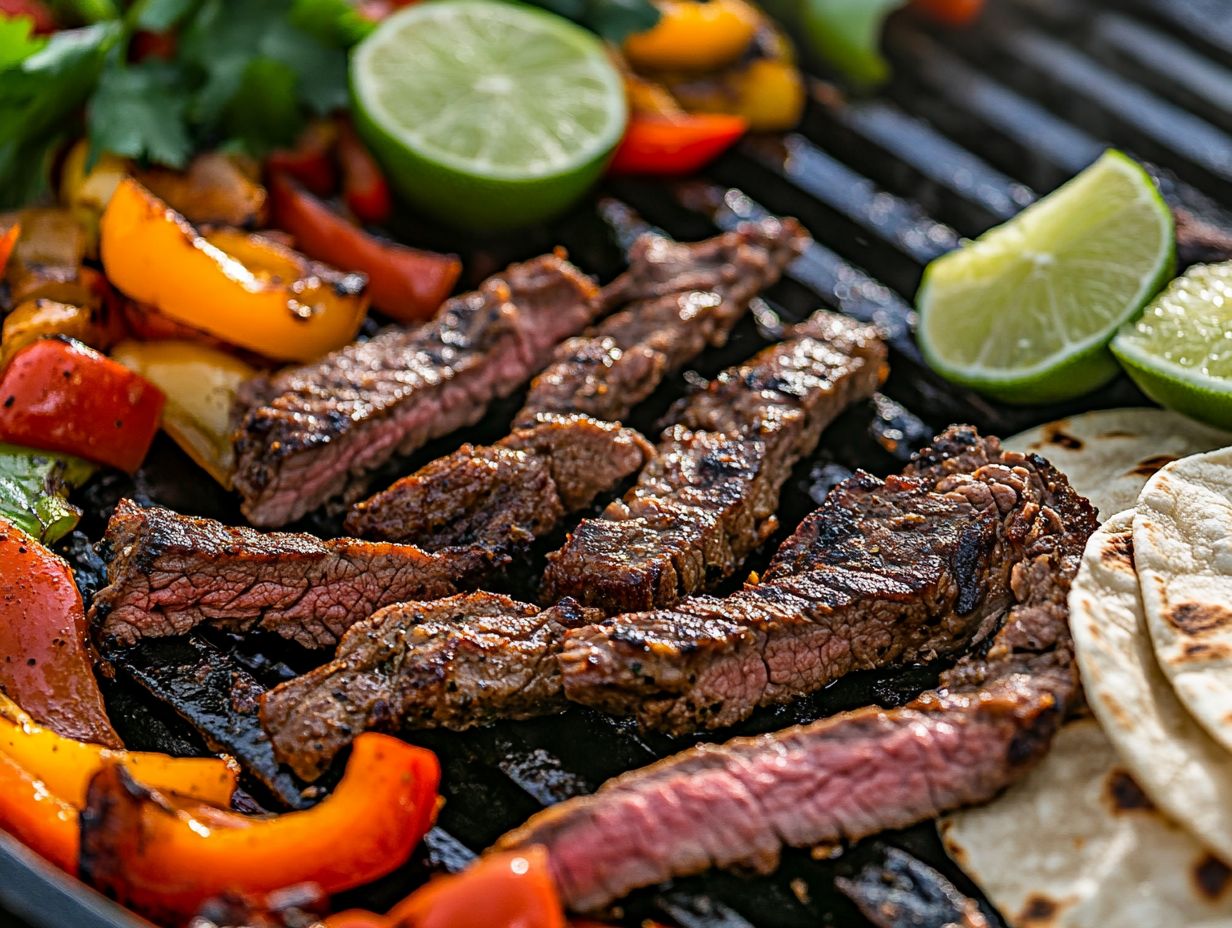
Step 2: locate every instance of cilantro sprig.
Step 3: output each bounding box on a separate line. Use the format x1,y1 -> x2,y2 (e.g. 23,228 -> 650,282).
0,0 -> 368,208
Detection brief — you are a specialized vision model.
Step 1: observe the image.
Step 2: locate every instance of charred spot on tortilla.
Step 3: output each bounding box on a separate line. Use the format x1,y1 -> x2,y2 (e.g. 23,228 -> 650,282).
1166,601 -> 1232,636
1041,425 -> 1083,450
1104,769 -> 1155,813
1128,454 -> 1178,478
1098,691 -> 1133,728
1017,894 -> 1060,925
1179,640 -> 1232,662
1099,430 -> 1137,439
1099,532 -> 1134,567
1194,854 -> 1232,901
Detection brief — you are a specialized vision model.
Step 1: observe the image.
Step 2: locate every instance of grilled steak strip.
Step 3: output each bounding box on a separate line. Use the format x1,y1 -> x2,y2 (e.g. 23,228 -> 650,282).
517,219 -> 809,427
344,220 -> 807,553
232,253 -> 600,527
542,310 -> 888,612
345,417 -> 653,549
89,500 -> 495,650
560,428 -> 1069,732
496,446 -> 1096,911
261,593 -> 601,780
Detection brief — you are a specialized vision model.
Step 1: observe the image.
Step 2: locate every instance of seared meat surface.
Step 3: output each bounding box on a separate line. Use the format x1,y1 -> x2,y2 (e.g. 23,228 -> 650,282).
344,417 -> 652,549
542,310 -> 888,611
90,501 -> 494,650
232,254 -> 600,527
261,593 -> 601,780
496,445 -> 1095,911
517,218 -> 809,426
345,220 -> 808,555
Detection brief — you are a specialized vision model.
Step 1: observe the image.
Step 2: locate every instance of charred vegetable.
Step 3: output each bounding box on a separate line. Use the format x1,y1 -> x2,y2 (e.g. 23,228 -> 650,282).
0,441 -> 93,543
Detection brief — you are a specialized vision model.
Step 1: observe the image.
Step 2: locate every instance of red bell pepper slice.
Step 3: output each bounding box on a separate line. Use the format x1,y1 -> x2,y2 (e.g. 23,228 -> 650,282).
0,521 -> 120,747
267,122 -> 340,199
80,734 -> 441,924
912,0 -> 984,25
268,171 -> 461,323
0,339 -> 164,473
0,0 -> 55,32
338,123 -> 394,225
386,847 -> 565,928
609,113 -> 748,176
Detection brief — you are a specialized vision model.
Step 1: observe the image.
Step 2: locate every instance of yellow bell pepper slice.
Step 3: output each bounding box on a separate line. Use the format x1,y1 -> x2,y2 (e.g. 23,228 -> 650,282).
624,0 -> 761,72
110,340 -> 257,489
100,178 -> 368,362
0,694 -> 238,808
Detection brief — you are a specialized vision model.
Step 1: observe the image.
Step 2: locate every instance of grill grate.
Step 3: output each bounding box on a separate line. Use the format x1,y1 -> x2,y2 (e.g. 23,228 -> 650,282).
23,2 -> 1232,927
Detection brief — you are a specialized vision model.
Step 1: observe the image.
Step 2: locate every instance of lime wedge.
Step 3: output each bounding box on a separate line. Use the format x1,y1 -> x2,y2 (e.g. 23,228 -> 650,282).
917,150 -> 1175,404
1112,262 -> 1232,429
351,0 -> 627,230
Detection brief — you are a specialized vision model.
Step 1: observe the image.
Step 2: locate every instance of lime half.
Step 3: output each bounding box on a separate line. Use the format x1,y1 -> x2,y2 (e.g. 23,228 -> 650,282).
351,0 -> 627,230
917,150 -> 1175,404
1112,262 -> 1232,429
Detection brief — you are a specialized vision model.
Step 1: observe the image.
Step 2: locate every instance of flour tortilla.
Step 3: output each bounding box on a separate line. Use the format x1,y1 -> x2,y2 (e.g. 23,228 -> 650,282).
939,720 -> 1232,928
1070,511 -> 1232,862
1005,408 -> 1231,521
1134,448 -> 1232,755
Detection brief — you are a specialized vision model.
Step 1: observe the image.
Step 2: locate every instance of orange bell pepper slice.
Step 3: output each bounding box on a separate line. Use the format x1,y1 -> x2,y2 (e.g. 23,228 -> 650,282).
80,733 -> 440,923
0,520 -> 120,746
100,178 -> 369,363
0,752 -> 79,875
0,694 -> 237,809
386,847 -> 565,928
0,222 -> 19,278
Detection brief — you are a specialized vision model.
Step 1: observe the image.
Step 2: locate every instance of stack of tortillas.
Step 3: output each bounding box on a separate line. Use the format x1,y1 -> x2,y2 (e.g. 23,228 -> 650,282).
940,410 -> 1232,926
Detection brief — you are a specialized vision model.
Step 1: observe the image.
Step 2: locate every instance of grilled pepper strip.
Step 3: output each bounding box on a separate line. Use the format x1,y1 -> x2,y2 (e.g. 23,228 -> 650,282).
0,339 -> 164,473
100,178 -> 369,362
913,0 -> 983,25
0,222 -> 18,276
80,733 -> 441,922
0,695 -> 237,809
0,752 -> 79,875
609,113 -> 747,175
268,171 -> 461,324
110,340 -> 257,489
0,441 -> 93,543
386,847 -> 565,928
338,122 -> 393,225
0,519 -> 119,747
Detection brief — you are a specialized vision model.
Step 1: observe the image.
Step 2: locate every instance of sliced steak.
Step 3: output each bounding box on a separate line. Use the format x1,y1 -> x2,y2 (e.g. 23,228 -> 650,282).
542,310 -> 888,611
233,254 -> 600,526
560,428 -> 1069,732
344,416 -> 652,549
260,593 -> 600,780
89,500 -> 495,650
517,218 -> 809,427
495,454 -> 1096,911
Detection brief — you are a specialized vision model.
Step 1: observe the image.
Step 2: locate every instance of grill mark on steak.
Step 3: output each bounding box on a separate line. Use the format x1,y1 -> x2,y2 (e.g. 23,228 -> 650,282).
232,253 -> 600,527
517,219 -> 809,427
89,500 -> 496,650
560,428 -> 1066,732
343,220 -> 808,557
495,438 -> 1096,911
260,593 -> 602,781
542,310 -> 888,612
344,417 -> 653,549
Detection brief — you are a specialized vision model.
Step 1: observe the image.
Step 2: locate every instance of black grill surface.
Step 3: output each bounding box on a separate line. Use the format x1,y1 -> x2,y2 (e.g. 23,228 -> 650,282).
7,1 -> 1232,925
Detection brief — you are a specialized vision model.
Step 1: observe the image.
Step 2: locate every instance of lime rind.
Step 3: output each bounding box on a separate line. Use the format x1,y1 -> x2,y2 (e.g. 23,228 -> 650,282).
1111,261 -> 1232,429
917,150 -> 1175,403
351,0 -> 626,183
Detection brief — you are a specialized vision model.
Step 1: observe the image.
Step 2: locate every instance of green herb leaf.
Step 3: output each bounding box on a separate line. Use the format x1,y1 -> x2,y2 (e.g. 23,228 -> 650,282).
0,14 -> 46,70
223,56 -> 302,151
0,21 -> 121,208
289,0 -> 375,48
0,442 -> 95,544
88,58 -> 194,166
525,0 -> 659,43
134,0 -> 199,32
802,0 -> 907,85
